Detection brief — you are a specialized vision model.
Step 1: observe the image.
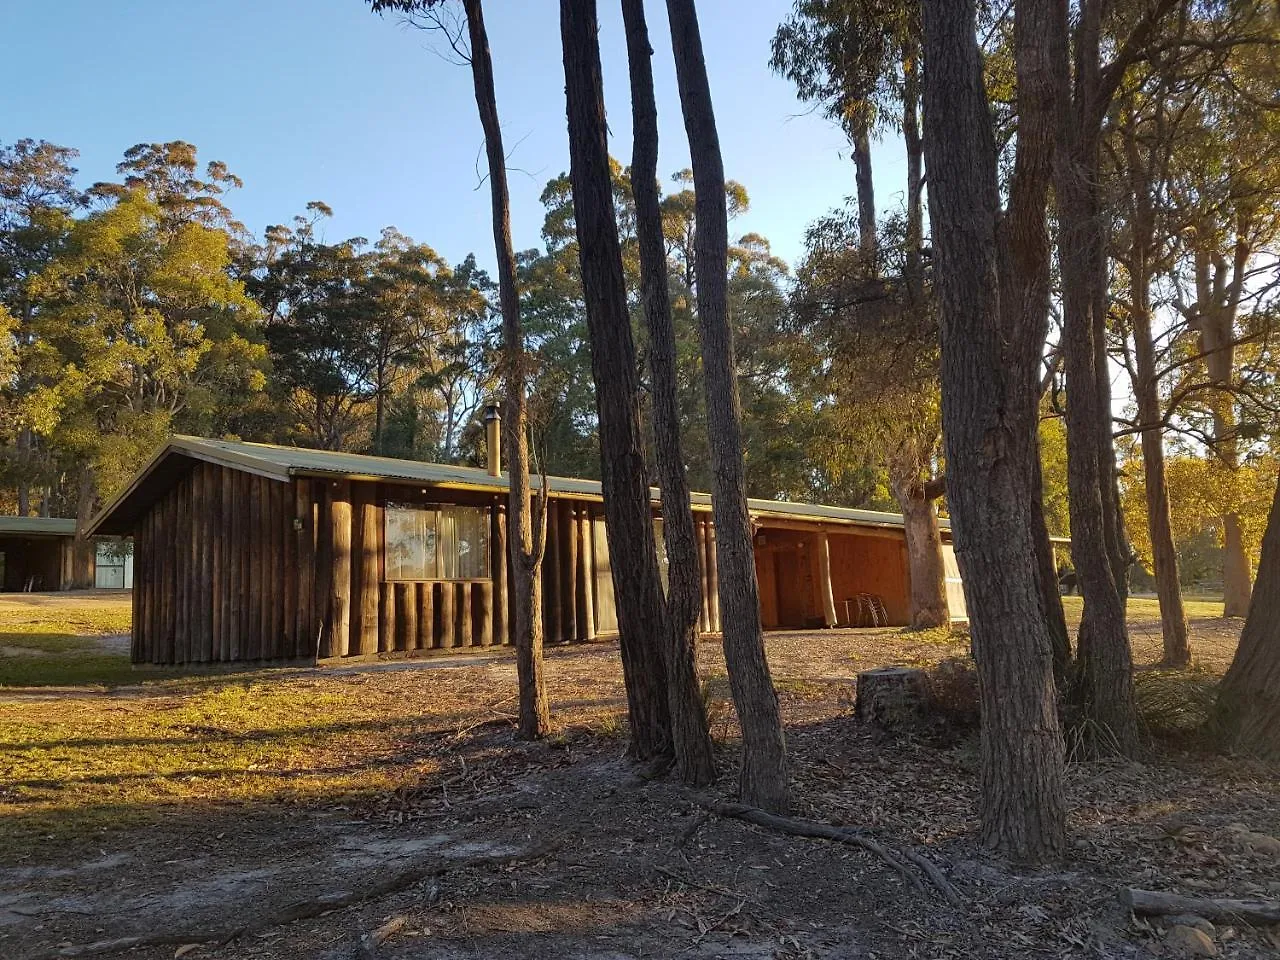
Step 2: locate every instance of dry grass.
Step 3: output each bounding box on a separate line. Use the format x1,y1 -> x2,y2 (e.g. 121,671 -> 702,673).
0,591 -> 1245,862
3,594 -> 1277,960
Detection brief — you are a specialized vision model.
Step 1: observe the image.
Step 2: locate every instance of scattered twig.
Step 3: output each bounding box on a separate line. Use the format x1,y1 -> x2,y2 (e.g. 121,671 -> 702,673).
654,864 -> 755,905
701,799 -> 964,908
20,841 -> 561,960
1122,887 -> 1280,924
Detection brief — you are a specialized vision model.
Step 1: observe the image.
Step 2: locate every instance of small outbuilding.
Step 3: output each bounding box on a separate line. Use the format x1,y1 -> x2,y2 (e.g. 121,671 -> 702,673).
0,516 -> 133,592
88,433 -> 968,666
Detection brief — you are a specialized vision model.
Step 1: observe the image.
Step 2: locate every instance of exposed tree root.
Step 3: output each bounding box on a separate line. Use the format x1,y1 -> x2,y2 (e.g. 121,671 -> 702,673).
20,841 -> 561,960
702,799 -> 964,907
1123,887 -> 1280,924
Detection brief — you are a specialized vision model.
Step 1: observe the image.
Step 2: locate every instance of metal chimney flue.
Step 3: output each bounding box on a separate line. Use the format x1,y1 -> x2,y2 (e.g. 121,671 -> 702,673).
483,404 -> 502,477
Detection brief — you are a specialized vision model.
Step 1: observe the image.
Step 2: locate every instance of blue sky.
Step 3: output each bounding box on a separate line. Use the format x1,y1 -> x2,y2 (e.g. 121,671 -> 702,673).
5,0 -> 906,271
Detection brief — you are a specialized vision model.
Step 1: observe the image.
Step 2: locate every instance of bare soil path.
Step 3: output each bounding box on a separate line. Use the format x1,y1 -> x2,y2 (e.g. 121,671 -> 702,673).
2,602 -> 1278,959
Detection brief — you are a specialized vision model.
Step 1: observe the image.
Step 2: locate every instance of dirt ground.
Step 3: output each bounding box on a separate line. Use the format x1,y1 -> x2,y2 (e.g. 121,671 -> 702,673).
2,604 -> 1278,960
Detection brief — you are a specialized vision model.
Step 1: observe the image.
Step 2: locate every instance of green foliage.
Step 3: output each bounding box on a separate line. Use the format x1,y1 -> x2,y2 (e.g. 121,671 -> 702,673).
791,205 -> 938,508
770,0 -> 919,137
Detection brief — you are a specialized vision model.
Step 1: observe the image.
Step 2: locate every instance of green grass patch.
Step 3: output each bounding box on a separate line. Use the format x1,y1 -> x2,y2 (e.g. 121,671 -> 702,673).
0,675 -> 429,857
0,596 -> 133,637
0,653 -> 152,688
1060,595 -> 1225,621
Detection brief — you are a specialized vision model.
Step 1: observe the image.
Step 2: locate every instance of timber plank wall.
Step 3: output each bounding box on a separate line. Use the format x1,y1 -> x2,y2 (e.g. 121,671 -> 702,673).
131,464 -> 728,666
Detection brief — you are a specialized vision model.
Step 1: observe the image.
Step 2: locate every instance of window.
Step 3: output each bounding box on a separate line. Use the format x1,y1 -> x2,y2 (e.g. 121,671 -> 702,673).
385,503 -> 489,581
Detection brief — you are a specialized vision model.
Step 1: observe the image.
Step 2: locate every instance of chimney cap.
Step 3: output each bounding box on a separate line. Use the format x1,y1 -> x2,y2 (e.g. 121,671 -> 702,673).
483,404 -> 501,422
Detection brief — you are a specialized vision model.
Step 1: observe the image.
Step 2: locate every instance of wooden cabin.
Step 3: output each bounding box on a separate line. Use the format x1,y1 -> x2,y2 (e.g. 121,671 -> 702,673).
0,517 -> 133,591
88,432 -> 968,666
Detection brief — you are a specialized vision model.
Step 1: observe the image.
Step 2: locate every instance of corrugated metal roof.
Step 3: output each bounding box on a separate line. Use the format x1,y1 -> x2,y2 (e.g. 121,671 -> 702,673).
0,516 -> 77,537
88,435 -> 956,536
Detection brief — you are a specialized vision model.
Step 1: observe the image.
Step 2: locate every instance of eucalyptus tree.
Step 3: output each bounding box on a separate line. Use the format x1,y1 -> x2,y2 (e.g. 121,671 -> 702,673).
26,187 -> 264,583
559,0 -> 681,764
0,139 -> 84,516
792,209 -> 949,629
771,0 -> 921,265
621,0 -> 716,785
919,0 -> 1067,860
667,0 -> 789,813
368,0 -> 550,738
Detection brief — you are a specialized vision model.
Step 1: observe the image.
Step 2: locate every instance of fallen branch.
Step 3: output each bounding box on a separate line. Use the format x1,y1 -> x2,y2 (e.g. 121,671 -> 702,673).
1123,888 -> 1280,924
21,841 -> 561,960
703,800 -> 964,908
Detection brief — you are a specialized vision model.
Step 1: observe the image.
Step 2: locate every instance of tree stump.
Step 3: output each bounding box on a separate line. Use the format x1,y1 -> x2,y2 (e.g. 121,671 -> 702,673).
856,667 -> 931,728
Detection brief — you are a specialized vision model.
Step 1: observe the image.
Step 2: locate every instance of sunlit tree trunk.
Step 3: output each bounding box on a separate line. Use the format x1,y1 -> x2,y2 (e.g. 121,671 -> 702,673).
1121,116 -> 1190,666
1050,0 -> 1138,754
621,0 -> 716,784
1217,472 -> 1280,758
462,0 -> 549,738
852,122 -> 877,266
666,0 -> 788,812
72,466 -> 96,589
561,0 -> 673,760
894,478 -> 949,630
921,0 -> 1065,861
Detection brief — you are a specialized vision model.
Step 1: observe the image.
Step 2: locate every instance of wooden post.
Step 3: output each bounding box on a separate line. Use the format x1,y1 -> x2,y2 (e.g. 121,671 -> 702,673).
180,473 -> 193,663
436,581 -> 455,648
817,531 -> 838,628
217,467 -> 231,660
476,581 -> 494,647
456,582 -> 471,647
250,475 -> 267,660
379,583 -> 396,653
228,472 -> 242,660
696,517 -> 710,634
416,582 -> 433,650
195,465 -> 211,662
131,521 -> 145,662
356,486 -> 380,655
561,504 -> 578,641
294,479 -> 315,658
268,479 -> 284,658
329,480 -> 352,658
492,503 -> 508,646
577,507 -> 594,640
706,519 -> 721,633
395,582 -> 414,651
544,500 -> 562,642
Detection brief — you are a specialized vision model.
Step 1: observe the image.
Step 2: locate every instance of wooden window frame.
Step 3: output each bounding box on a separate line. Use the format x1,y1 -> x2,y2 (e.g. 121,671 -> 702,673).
384,501 -> 491,582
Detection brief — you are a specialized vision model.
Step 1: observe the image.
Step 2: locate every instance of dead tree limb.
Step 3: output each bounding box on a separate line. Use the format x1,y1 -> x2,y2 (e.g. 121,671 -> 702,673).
20,841 -> 561,960
703,799 -> 964,907
1123,888 -> 1280,924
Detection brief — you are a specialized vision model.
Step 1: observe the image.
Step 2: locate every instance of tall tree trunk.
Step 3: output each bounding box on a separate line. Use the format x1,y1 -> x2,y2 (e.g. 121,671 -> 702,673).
921,0 -> 1065,862
1031,436 -> 1072,682
1201,299 -> 1251,616
852,122 -> 878,265
1123,123 -> 1190,667
997,0 -> 1071,687
902,46 -> 924,294
666,0 -> 788,813
72,466 -> 97,589
462,0 -> 549,739
16,428 -> 32,517
621,0 -> 716,784
561,0 -> 673,761
894,479 -> 948,629
374,380 -> 386,455
1217,472 -> 1280,758
1050,1 -> 1139,755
